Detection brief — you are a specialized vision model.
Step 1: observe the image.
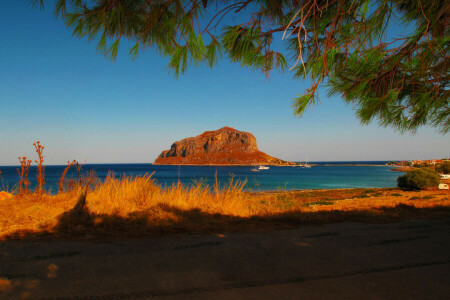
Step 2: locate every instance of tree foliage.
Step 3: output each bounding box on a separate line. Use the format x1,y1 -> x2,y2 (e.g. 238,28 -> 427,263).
437,162 -> 450,174
33,0 -> 449,133
397,168 -> 440,190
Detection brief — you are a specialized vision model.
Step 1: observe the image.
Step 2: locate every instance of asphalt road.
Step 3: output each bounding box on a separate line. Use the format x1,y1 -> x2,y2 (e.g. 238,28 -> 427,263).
1,218 -> 450,299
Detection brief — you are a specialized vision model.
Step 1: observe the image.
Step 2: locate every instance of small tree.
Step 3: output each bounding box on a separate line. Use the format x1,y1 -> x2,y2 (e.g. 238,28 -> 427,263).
437,162 -> 450,174
397,168 -> 440,190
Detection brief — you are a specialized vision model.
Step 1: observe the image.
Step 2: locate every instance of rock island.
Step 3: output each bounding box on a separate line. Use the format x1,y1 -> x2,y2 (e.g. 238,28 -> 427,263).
154,126 -> 295,165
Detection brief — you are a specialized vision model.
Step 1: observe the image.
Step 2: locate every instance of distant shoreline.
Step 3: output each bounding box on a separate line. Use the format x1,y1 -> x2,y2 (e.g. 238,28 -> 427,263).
153,164 -> 297,166
152,163 -> 389,167
390,166 -> 414,172
318,164 -> 387,167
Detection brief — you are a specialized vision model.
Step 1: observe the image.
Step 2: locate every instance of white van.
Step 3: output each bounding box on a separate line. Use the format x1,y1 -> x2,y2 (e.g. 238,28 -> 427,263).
438,184 -> 449,190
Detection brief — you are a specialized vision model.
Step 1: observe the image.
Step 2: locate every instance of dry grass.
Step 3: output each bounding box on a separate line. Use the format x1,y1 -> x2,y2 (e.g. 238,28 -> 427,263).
0,174 -> 449,240
86,175 -> 255,217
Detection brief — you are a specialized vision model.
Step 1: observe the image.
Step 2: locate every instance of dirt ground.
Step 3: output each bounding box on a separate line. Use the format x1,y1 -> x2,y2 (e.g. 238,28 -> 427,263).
1,218 -> 449,299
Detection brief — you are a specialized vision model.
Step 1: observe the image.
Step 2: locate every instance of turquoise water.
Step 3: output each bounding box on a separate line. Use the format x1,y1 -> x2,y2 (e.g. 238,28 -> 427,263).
0,162 -> 402,193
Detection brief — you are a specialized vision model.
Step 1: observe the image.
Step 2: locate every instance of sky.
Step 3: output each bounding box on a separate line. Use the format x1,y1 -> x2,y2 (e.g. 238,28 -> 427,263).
0,2 -> 449,166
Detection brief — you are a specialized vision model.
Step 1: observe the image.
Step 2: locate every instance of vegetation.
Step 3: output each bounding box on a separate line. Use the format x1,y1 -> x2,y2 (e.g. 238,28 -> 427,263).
1,142 -> 448,240
2,175 -> 450,240
302,201 -> 334,207
32,0 -> 449,133
437,162 -> 450,174
33,141 -> 45,196
397,168 -> 441,190
59,160 -> 78,194
17,157 -> 32,194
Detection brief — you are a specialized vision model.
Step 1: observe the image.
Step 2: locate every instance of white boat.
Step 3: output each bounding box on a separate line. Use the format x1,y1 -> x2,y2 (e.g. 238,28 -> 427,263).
299,155 -> 312,168
251,166 -> 260,172
258,165 -> 270,170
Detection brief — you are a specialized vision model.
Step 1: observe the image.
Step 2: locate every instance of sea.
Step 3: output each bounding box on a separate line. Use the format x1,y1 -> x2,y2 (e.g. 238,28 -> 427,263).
0,161 -> 403,194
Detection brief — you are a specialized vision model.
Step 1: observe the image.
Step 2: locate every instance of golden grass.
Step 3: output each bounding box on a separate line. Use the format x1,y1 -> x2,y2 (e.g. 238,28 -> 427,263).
87,175 -> 256,217
0,174 -> 449,240
0,191 -> 13,200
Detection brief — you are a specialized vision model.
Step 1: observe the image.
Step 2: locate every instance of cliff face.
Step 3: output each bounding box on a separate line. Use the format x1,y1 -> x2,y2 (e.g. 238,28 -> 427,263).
154,126 -> 292,165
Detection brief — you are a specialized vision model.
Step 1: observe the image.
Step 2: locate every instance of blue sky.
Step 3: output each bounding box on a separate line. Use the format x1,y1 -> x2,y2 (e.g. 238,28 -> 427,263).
0,2 -> 448,165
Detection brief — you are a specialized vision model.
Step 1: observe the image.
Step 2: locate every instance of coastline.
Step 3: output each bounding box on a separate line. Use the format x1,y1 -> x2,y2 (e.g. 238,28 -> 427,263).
318,164 -> 388,167
151,163 -> 390,167
390,166 -> 415,172
252,180 -> 449,195
152,163 -> 299,166
0,163 -> 403,193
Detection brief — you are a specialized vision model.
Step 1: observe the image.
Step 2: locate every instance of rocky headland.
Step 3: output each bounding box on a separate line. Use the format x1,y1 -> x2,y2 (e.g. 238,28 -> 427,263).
154,126 -> 295,165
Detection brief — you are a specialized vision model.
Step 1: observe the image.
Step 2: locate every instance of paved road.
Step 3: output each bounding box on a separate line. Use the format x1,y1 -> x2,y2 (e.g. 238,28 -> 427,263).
1,218 -> 450,299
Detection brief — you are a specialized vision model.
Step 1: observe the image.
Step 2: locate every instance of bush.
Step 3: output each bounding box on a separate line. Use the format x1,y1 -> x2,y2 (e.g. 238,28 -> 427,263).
437,162 -> 450,174
397,168 -> 440,190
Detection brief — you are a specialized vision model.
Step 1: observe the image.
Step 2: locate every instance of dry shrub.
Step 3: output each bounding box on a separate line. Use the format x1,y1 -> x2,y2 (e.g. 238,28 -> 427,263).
3,142 -> 448,240
59,160 -> 77,193
0,174 -> 449,240
0,191 -> 78,237
17,157 -> 32,194
33,141 -> 45,195
86,174 -> 256,218
0,192 -> 13,200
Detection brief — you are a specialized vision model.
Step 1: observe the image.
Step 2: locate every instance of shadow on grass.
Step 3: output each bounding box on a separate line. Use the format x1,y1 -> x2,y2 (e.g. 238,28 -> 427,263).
5,192 -> 450,241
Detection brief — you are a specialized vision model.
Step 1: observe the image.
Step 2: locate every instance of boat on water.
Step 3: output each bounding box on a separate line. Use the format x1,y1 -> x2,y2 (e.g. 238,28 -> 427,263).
251,165 -> 270,172
299,155 -> 312,168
